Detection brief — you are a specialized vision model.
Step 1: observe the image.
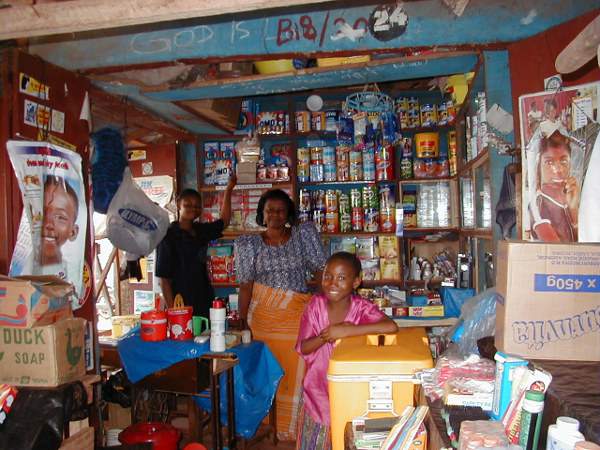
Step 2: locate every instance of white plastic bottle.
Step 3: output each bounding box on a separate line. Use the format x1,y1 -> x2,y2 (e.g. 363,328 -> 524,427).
210,299 -> 226,352
547,417 -> 585,450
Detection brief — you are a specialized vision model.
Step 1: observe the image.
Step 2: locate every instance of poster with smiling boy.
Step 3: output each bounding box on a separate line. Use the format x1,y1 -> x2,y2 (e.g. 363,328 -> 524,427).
6,141 -> 87,308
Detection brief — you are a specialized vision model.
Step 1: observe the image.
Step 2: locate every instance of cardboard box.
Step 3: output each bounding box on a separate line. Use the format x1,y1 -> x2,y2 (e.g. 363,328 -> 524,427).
0,317 -> 86,387
59,426 -> 94,450
0,275 -> 73,328
495,241 -> 600,361
409,305 -> 444,317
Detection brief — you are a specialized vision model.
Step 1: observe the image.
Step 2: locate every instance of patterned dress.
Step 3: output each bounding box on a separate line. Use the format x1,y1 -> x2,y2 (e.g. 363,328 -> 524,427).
234,221 -> 326,441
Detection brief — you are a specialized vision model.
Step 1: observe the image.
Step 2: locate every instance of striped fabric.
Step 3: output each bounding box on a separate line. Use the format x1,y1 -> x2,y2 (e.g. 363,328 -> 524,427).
296,395 -> 332,450
248,282 -> 311,441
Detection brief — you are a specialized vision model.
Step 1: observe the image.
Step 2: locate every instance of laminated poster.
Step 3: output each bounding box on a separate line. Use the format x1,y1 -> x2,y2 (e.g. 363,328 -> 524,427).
7,140 -> 87,309
519,81 -> 600,243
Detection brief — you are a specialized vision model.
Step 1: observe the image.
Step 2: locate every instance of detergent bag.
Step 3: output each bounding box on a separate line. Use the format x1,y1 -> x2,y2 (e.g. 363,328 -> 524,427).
106,168 -> 169,258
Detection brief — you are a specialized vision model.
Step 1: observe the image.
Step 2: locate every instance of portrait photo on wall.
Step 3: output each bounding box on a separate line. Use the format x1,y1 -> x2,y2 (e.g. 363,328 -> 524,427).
519,81 -> 600,243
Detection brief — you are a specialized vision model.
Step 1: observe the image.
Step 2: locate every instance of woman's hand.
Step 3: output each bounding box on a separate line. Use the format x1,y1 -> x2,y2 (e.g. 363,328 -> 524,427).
320,323 -> 354,342
564,176 -> 580,225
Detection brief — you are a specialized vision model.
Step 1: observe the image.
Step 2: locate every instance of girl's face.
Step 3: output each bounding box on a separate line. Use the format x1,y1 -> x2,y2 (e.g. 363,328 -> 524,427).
322,259 -> 361,304
178,195 -> 202,221
263,198 -> 289,229
540,145 -> 570,185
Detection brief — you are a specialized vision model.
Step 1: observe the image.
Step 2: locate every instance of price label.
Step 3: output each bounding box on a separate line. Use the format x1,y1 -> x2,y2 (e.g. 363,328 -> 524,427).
368,4 -> 408,42
534,274 -> 600,293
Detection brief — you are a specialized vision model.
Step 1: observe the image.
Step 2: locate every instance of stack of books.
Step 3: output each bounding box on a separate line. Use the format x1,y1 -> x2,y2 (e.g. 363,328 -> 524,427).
352,406 -> 429,450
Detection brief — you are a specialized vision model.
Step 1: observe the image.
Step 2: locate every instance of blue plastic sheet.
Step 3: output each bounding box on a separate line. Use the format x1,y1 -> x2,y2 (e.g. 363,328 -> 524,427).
118,332 -> 283,438
439,287 -> 476,318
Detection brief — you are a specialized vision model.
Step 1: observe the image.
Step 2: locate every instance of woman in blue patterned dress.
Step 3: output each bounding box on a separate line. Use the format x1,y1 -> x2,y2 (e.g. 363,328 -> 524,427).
235,189 -> 326,441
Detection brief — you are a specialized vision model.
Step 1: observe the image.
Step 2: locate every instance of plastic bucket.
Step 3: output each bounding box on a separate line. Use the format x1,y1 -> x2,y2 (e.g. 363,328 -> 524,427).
415,132 -> 439,158
254,59 -> 294,74
140,310 -> 167,342
167,306 -> 193,340
119,422 -> 180,450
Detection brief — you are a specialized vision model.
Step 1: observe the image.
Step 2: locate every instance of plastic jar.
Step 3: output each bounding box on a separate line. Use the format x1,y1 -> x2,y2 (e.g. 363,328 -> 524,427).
547,416 -> 585,450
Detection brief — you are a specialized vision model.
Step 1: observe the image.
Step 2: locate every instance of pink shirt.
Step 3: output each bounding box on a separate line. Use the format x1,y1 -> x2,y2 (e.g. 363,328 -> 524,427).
295,294 -> 386,425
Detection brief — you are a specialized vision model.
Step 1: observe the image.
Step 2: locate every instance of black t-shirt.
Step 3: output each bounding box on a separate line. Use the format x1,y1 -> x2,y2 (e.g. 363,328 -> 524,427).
155,219 -> 225,317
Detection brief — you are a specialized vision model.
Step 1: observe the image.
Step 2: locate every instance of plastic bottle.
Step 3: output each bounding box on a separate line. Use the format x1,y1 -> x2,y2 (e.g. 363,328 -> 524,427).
547,417 -> 585,450
519,390 -> 545,450
210,299 -> 226,352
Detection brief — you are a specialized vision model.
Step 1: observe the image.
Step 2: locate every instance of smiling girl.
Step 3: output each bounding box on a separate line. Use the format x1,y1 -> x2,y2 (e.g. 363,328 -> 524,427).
295,252 -> 397,450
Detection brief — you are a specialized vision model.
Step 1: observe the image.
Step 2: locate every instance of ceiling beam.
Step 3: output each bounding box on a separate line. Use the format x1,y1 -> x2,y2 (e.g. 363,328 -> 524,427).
0,0 -> 338,40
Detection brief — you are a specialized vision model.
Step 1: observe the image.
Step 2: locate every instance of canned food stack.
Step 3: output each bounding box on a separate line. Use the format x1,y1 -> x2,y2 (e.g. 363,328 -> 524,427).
328,235 -> 400,281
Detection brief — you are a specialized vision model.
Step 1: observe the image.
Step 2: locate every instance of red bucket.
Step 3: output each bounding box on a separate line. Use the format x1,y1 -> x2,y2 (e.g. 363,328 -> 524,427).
140,310 -> 167,342
167,295 -> 193,340
119,422 -> 180,450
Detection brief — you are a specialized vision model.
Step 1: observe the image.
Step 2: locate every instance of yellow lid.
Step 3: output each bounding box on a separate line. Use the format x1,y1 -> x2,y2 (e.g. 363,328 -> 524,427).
328,327 -> 433,376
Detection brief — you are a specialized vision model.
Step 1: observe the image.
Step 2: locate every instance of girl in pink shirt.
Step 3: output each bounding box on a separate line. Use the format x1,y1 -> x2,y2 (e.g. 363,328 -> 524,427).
295,252 -> 398,450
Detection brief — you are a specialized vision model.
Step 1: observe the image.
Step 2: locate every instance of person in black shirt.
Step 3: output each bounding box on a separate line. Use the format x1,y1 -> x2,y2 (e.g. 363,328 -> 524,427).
156,175 -> 235,317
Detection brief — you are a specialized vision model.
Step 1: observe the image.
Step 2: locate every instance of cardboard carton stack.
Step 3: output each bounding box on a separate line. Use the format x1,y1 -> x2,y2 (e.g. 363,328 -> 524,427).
0,275 -> 86,387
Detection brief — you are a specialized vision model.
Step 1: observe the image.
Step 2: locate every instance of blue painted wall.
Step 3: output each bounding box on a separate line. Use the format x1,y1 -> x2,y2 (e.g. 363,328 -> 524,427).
30,1 -> 600,70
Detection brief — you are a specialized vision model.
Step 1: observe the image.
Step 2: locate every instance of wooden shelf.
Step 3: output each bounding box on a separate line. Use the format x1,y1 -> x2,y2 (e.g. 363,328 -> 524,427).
361,279 -> 402,287
200,181 -> 292,192
399,176 -> 456,183
299,180 -> 388,187
403,227 -> 459,233
393,317 -> 458,328
459,228 -> 493,238
458,147 -> 489,175
322,232 -> 397,237
398,124 -> 455,134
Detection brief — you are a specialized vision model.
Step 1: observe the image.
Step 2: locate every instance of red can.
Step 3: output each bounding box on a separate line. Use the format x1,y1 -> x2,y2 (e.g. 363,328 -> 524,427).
140,310 -> 168,342
351,207 -> 363,231
375,145 -> 394,181
167,305 -> 193,341
119,422 -> 180,450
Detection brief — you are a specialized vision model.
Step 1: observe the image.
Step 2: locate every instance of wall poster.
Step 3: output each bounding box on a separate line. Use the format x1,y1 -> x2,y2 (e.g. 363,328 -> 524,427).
519,82 -> 600,242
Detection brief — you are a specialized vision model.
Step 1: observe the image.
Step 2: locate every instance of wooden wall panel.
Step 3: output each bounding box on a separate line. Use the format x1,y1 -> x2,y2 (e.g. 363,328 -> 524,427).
128,143 -> 177,179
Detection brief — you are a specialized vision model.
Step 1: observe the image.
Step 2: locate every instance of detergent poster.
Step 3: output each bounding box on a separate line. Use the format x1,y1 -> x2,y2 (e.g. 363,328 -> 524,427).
7,140 -> 87,308
519,81 -> 600,243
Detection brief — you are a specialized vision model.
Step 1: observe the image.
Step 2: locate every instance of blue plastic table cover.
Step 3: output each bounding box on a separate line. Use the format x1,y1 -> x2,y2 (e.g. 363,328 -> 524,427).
117,331 -> 283,438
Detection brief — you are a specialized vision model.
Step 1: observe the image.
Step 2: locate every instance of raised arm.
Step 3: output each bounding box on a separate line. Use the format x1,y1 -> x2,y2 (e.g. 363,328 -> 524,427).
220,174 -> 237,227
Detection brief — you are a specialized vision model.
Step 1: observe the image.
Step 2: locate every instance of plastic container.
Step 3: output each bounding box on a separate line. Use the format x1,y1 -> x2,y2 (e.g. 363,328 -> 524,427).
167,295 -> 193,341
327,328 -> 433,450
119,422 -> 180,450
414,132 -> 439,158
547,417 -> 585,450
140,310 -> 168,342
210,299 -> 226,352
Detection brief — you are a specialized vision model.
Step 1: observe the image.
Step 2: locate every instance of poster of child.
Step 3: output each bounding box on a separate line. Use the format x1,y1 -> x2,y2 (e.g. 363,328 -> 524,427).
7,141 -> 87,308
519,82 -> 600,242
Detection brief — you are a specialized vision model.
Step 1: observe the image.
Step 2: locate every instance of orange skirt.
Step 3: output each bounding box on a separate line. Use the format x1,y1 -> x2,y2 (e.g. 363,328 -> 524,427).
248,282 -> 311,441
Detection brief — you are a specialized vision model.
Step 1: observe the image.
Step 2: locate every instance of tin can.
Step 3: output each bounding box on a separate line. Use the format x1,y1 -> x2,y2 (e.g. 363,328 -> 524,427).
338,193 -> 351,232
408,97 -> 419,110
362,145 -> 376,181
447,100 -> 456,124
395,97 -> 409,111
297,147 -> 310,182
379,205 -> 395,232
325,190 -> 338,212
267,164 -> 278,180
310,163 -> 324,182
299,188 -> 311,212
312,209 -> 325,232
408,109 -> 420,128
415,132 -> 439,158
375,145 -> 393,181
437,102 -> 448,126
325,211 -> 339,233
349,149 -> 363,181
364,207 -> 379,232
336,146 -> 350,181
311,112 -> 326,131
323,146 -> 336,164
295,111 -> 310,133
325,110 -> 339,131
420,104 -> 438,127
350,188 -> 362,208
312,189 -> 326,210
351,207 -> 364,231
324,163 -> 337,182
448,131 -> 458,176
362,185 -> 378,209
310,146 -> 323,164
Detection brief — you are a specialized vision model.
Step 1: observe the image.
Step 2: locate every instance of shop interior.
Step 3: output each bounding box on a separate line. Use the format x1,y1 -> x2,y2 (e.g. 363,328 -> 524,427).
0,1 -> 600,450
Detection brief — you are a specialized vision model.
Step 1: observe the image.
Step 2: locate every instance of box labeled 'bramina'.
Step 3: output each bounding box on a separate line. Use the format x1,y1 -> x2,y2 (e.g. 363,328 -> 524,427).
495,241 -> 600,361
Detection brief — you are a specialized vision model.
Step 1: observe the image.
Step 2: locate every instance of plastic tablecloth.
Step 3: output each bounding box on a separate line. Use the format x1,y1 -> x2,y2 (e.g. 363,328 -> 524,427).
118,331 -> 283,438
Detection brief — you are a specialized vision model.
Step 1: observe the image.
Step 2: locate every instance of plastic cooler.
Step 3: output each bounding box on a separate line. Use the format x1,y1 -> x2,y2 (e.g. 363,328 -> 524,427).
327,328 -> 433,450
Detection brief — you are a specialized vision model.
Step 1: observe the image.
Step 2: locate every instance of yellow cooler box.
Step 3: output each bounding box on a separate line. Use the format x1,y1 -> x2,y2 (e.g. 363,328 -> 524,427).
327,328 -> 433,450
